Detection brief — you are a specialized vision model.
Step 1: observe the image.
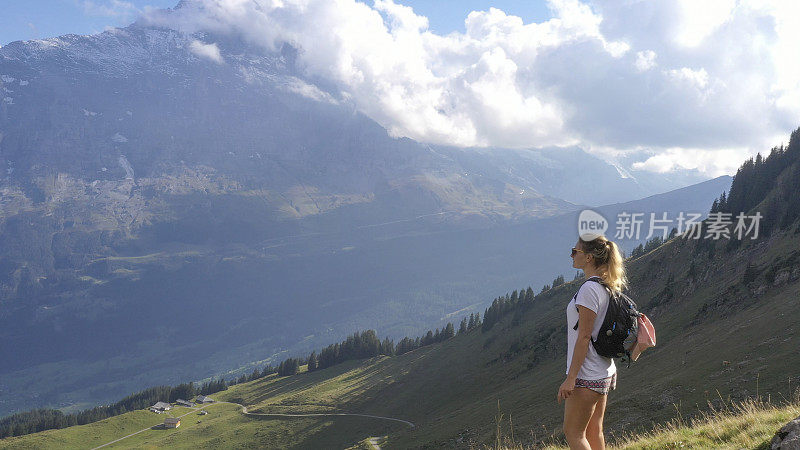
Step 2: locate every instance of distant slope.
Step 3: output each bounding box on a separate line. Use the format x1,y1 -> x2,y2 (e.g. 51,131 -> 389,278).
437,146 -> 713,207
597,174 -> 733,218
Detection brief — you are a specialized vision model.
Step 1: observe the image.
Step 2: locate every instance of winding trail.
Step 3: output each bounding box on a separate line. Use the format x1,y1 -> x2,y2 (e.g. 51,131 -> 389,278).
91,401 -> 413,449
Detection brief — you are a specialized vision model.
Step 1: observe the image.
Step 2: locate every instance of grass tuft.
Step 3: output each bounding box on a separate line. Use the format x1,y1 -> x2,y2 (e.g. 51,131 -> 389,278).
488,391 -> 800,449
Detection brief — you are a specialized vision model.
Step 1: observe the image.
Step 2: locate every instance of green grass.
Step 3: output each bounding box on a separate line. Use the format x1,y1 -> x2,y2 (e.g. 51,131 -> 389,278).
0,410 -> 159,449
616,399 -> 800,449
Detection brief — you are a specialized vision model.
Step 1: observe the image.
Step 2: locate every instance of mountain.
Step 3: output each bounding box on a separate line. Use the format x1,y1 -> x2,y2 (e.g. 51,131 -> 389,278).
0,17 -> 726,417
433,145 -> 713,207
0,24 -> 571,229
1,128 -> 798,448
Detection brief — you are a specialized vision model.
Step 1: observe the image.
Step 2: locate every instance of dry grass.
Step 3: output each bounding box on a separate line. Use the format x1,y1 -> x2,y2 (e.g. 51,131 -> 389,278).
485,390 -> 800,450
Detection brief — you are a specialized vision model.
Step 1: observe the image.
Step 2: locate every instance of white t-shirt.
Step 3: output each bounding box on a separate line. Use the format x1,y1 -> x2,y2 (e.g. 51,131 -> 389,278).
566,280 -> 616,379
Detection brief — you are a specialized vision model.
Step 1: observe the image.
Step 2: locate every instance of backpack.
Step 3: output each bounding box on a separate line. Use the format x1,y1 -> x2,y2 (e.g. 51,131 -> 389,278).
572,276 -> 655,365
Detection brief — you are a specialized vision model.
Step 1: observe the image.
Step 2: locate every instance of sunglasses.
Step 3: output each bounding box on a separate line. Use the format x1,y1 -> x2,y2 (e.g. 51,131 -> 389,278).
571,247 -> 586,257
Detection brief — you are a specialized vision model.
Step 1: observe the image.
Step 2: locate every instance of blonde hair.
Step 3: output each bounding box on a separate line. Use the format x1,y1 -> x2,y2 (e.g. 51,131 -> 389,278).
579,235 -> 628,293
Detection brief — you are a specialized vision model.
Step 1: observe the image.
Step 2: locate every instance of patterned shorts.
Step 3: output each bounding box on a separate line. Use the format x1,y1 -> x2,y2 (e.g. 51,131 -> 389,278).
575,373 -> 617,395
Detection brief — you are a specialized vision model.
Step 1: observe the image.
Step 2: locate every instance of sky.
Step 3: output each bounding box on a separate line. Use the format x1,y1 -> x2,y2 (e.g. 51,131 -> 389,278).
3,0 -> 800,178
0,0 -> 552,45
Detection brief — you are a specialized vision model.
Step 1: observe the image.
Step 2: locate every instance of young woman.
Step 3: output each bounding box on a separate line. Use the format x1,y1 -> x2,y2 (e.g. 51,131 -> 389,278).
557,235 -> 627,450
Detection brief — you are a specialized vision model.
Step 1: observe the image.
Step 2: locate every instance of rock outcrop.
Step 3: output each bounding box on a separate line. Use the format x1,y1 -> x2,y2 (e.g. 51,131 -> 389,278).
772,415 -> 800,449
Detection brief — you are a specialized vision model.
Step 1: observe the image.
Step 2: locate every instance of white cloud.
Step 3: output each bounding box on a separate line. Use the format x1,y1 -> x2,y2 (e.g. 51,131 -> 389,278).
284,79 -> 338,104
673,0 -> 735,47
635,50 -> 656,71
632,147 -> 750,177
667,67 -> 709,89
144,0 -> 625,149
188,40 -> 223,64
27,22 -> 38,40
141,0 -> 800,177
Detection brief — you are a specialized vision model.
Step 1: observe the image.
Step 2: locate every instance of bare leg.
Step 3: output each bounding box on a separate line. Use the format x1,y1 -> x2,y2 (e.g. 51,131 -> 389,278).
563,388 -> 602,450
586,392 -> 607,450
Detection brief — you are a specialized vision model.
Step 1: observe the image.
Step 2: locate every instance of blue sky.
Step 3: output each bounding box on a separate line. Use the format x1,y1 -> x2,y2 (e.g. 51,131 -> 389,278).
373,1 -> 552,34
1,0 -> 174,45
0,0 -> 552,46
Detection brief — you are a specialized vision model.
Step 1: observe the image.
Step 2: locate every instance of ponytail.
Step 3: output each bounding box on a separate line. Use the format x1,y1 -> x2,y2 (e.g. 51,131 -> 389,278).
579,236 -> 628,293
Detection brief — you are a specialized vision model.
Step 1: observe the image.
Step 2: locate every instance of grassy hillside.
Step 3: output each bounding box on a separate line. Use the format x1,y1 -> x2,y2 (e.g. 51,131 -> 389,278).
0,400 -> 404,449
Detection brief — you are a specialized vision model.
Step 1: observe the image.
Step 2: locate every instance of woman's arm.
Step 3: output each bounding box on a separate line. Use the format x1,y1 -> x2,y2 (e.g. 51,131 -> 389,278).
557,305 -> 597,403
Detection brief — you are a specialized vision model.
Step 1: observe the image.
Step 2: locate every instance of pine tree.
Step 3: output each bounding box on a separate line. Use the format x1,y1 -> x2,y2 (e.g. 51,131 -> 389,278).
459,317 -> 468,334
381,337 -> 394,356
443,322 -> 455,339
525,286 -> 535,303
308,351 -> 318,371
481,306 -> 493,332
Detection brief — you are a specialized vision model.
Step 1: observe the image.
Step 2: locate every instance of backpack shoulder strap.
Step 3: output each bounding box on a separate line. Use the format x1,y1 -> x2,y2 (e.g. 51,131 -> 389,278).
586,276 -> 612,293
572,276 -> 607,330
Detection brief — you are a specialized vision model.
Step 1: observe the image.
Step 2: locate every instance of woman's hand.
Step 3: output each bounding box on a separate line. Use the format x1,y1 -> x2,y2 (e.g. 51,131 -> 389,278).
557,377 -> 576,404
